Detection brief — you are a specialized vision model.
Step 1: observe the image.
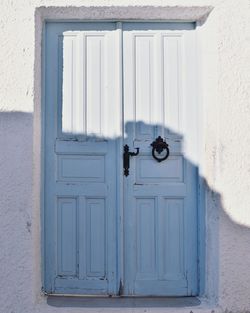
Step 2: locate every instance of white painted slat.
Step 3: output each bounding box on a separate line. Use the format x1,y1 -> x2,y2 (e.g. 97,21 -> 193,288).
86,35 -> 103,136
62,33 -> 85,135
135,35 -> 155,139
163,36 -> 183,136
62,35 -> 76,133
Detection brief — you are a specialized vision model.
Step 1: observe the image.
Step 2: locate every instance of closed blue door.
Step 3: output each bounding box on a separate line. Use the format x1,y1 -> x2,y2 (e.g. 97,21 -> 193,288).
122,23 -> 198,296
44,22 -> 198,296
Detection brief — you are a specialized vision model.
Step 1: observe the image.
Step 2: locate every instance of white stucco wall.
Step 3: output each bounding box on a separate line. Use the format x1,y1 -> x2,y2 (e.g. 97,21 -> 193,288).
0,1 -> 250,313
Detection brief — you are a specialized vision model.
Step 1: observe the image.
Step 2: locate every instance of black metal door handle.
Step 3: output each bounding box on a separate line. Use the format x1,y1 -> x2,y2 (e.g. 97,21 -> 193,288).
151,136 -> 169,162
123,145 -> 140,176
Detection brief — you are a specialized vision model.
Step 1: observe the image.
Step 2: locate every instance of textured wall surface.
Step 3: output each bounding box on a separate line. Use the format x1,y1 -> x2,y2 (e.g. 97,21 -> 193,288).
0,1 -> 250,313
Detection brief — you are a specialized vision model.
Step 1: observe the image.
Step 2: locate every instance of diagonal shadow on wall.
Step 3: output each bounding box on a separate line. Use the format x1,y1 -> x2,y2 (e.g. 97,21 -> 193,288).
0,113 -> 249,310
42,120 -> 217,306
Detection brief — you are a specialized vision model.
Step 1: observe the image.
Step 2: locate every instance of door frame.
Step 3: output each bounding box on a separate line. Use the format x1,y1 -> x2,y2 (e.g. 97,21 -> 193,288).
38,9 -> 210,296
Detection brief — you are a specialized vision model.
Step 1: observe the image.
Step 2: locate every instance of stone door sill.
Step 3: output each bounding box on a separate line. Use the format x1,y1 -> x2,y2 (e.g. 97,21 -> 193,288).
47,295 -> 201,308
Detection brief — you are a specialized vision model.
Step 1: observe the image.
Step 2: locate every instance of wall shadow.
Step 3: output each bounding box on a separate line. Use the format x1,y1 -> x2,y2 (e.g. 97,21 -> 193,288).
0,112 -> 34,312
1,112 -> 250,310
44,119 -> 220,304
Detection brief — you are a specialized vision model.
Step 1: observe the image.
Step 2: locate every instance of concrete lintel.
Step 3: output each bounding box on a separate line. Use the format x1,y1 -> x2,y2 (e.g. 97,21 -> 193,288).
36,5 -> 213,23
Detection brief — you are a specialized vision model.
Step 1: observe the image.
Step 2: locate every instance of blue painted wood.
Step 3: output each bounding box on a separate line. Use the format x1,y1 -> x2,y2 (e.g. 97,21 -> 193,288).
44,21 -> 198,296
122,22 -> 198,296
57,198 -> 77,276
44,22 -> 118,295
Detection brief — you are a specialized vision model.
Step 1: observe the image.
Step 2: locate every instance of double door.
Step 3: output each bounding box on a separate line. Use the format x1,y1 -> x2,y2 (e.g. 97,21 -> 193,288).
44,22 -> 198,296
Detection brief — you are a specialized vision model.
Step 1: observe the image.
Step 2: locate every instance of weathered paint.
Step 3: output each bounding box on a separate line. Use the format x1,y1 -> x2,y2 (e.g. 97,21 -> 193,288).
0,1 -> 250,313
44,21 -> 199,296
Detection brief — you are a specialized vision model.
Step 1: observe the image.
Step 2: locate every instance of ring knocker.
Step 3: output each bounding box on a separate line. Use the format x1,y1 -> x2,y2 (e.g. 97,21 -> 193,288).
151,136 -> 170,162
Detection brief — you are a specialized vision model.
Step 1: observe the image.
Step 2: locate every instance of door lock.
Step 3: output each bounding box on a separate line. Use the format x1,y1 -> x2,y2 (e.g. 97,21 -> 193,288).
123,145 -> 140,177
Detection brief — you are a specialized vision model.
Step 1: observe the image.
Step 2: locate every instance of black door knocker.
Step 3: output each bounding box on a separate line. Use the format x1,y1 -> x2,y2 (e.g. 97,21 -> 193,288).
123,145 -> 140,176
151,136 -> 170,162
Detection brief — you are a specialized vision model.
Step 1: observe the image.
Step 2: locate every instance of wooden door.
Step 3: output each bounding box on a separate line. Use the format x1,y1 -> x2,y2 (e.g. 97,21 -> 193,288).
44,22 -> 198,296
122,23 -> 198,296
44,22 -> 121,295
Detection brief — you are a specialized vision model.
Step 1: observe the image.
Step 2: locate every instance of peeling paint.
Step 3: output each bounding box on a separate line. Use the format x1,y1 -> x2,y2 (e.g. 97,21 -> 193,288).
26,221 -> 32,234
